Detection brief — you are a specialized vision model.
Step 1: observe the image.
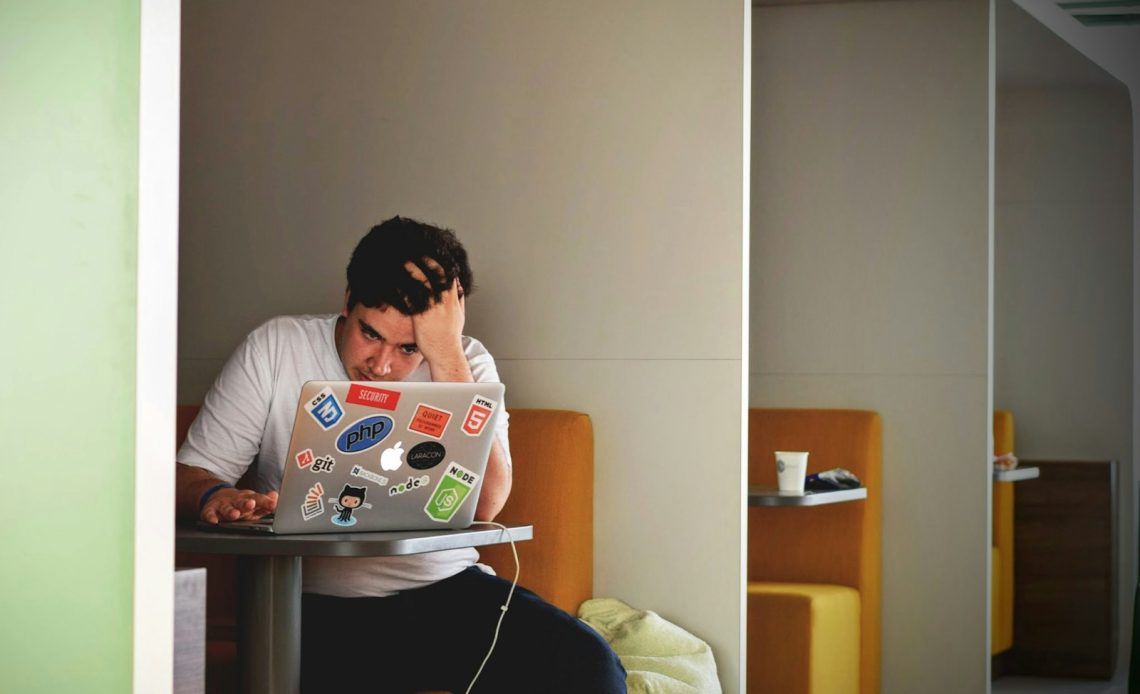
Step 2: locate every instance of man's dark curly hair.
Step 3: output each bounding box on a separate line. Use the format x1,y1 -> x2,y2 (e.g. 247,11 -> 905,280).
345,216 -> 474,315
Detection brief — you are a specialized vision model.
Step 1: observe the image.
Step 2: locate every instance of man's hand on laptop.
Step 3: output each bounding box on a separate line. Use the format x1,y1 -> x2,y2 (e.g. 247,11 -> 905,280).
404,257 -> 472,382
201,488 -> 279,524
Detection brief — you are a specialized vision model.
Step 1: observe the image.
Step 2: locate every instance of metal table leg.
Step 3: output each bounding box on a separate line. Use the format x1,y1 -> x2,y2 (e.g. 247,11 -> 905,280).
238,556 -> 302,694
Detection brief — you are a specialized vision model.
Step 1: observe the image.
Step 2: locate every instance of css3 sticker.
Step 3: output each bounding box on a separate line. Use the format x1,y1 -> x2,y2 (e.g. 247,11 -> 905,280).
307,386 -> 344,430
336,415 -> 394,454
424,462 -> 480,523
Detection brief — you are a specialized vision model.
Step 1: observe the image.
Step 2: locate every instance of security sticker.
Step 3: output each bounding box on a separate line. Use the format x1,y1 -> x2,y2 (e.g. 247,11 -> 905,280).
388,475 -> 430,497
307,386 -> 344,430
302,482 -> 325,521
424,462 -> 480,523
350,465 -> 388,487
311,455 -> 335,473
346,384 -> 402,411
329,483 -> 371,527
408,404 -> 452,439
296,448 -> 315,469
407,442 -> 446,471
336,415 -> 395,454
461,395 -> 497,437
379,442 -> 405,472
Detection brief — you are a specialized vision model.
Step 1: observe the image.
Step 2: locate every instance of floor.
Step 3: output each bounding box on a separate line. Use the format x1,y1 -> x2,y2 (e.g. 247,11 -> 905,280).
992,676 -> 1125,694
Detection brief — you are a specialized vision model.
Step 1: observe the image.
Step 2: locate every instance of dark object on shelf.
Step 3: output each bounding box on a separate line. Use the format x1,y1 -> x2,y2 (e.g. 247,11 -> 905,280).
804,467 -> 863,491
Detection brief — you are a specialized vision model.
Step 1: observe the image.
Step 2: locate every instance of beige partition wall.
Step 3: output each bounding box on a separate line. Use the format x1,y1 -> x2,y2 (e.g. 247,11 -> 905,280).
179,1 -> 747,689
751,1 -> 992,692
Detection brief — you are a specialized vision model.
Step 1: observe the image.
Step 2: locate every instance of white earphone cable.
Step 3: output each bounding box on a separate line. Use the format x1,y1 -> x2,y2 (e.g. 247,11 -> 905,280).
464,521 -> 520,694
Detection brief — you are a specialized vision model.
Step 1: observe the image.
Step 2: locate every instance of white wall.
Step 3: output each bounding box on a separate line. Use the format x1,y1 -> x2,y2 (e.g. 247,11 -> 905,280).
751,2 -> 992,691
995,82 -> 1134,671
179,0 -> 747,689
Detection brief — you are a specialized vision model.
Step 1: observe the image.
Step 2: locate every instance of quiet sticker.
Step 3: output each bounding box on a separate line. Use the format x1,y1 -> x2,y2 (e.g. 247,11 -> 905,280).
461,396 -> 497,437
424,462 -> 480,523
346,384 -> 402,411
307,386 -> 344,430
408,404 -> 452,439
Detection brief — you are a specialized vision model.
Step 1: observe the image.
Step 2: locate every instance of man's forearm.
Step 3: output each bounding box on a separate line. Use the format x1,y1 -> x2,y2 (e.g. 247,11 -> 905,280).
474,439 -> 511,521
175,463 -> 229,520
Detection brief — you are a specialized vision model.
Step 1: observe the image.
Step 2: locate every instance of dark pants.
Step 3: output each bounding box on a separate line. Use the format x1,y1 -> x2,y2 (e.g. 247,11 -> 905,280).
300,567 -> 627,693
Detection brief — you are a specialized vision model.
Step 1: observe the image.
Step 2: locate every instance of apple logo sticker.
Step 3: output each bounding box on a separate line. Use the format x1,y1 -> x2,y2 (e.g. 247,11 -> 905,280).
380,441 -> 405,472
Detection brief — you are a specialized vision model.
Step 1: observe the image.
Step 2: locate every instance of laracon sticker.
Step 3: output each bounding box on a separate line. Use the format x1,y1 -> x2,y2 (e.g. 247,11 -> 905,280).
311,455 -> 336,473
307,386 -> 344,430
302,482 -> 325,521
379,442 -> 405,472
336,415 -> 394,454
461,395 -> 497,437
330,483 -> 371,527
346,384 -> 402,411
296,448 -> 315,469
388,475 -> 430,497
407,441 -> 446,470
350,465 -> 388,487
408,404 -> 452,439
424,462 -> 480,523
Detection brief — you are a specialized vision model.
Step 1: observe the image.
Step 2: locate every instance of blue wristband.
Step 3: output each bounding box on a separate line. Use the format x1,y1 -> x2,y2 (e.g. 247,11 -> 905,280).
198,482 -> 234,512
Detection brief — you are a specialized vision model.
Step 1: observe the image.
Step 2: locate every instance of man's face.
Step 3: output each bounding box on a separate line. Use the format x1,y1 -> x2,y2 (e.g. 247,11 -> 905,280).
335,297 -> 425,382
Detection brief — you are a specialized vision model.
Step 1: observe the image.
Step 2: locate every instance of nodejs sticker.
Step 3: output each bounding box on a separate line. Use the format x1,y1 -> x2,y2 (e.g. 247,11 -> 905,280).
311,455 -> 335,473
407,441 -> 446,470
302,482 -> 325,521
461,396 -> 497,437
388,475 -> 430,497
424,462 -> 480,523
296,448 -> 315,469
307,386 -> 344,430
379,442 -> 405,472
350,464 -> 388,487
336,415 -> 394,454
346,384 -> 402,411
408,404 -> 452,439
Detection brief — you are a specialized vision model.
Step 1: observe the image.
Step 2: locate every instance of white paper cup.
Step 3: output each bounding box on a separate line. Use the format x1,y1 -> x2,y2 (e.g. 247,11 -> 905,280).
775,451 -> 809,493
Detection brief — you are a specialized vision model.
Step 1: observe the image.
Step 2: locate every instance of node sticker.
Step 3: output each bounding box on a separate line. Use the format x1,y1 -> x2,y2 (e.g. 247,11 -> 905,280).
408,404 -> 451,439
461,395 -> 497,437
350,465 -> 388,487
424,462 -> 480,523
307,386 -> 344,430
336,414 -> 394,454
407,441 -> 446,471
346,384 -> 402,411
296,448 -> 315,470
379,442 -> 405,472
388,475 -> 430,497
302,482 -> 325,521
311,455 -> 336,473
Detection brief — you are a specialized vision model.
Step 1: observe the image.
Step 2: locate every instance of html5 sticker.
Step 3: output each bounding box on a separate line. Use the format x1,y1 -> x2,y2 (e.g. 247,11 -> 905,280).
461,396 -> 497,437
408,404 -> 452,440
346,384 -> 401,411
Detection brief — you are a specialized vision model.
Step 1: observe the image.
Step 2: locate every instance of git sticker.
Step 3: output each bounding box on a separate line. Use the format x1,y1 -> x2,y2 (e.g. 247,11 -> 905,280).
424,462 -> 480,523
461,396 -> 497,437
302,482 -> 325,521
307,386 -> 344,430
296,448 -> 315,469
408,404 -> 451,439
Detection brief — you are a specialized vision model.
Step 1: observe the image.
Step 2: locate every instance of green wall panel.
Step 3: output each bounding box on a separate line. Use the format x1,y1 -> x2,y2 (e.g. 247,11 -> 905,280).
0,1 -> 140,692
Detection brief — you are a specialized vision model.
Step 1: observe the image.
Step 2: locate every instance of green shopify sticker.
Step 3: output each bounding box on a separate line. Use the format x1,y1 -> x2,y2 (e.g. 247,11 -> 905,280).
424,462 -> 480,522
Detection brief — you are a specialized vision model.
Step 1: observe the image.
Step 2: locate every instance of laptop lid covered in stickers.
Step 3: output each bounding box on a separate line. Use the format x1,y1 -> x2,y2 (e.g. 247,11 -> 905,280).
222,380 -> 503,534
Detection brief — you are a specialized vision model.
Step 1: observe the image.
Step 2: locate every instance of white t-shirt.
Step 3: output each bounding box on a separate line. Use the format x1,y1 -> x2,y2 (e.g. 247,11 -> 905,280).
177,314 -> 511,597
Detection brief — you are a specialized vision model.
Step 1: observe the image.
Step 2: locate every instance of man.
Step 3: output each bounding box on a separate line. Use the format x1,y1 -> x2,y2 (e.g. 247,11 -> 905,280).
175,217 -> 625,693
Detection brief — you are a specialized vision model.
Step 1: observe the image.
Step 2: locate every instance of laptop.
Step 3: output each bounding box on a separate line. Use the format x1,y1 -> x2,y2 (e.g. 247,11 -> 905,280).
206,380 -> 505,534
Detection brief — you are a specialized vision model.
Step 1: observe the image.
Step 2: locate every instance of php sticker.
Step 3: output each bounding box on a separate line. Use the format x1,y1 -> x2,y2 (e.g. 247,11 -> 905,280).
424,462 -> 480,523
350,465 -> 388,487
461,395 -> 497,437
296,448 -> 315,469
336,415 -> 394,454
307,386 -> 344,430
408,404 -> 452,439
346,384 -> 402,411
407,441 -> 446,471
302,482 -> 325,521
388,475 -> 430,497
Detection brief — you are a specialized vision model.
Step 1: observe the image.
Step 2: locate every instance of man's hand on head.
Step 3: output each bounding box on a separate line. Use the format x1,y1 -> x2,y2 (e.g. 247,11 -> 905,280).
201,488 -> 279,524
404,257 -> 472,382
